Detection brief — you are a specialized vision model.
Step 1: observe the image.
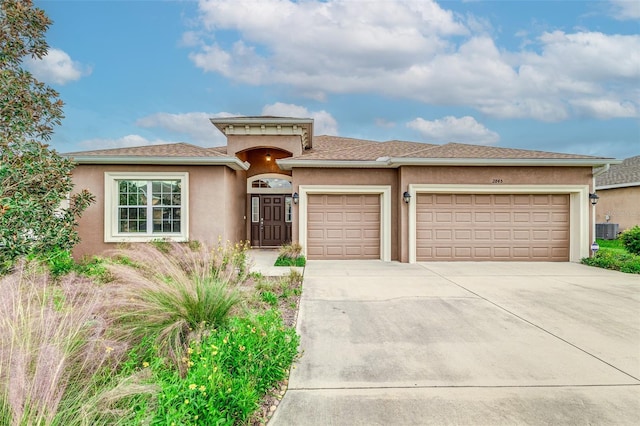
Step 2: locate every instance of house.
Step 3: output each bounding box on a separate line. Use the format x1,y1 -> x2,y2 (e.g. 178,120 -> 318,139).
595,155 -> 640,233
67,116 -> 618,263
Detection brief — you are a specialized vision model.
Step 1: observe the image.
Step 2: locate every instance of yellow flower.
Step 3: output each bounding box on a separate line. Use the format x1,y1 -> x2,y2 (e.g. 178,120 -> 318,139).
194,415 -> 199,420
142,362 -> 149,368
187,347 -> 194,354
181,357 -> 189,363
189,383 -> 197,390
188,361 -> 194,367
105,346 -> 114,354
239,345 -> 245,352
199,385 -> 206,392
184,399 -> 189,405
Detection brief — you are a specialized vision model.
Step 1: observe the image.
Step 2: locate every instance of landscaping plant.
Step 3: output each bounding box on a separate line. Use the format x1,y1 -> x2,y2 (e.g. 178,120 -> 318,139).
104,241 -> 248,375
0,240 -> 302,424
582,238 -> 640,274
0,0 -> 94,274
0,261 -> 126,425
620,226 -> 640,256
275,242 -> 306,267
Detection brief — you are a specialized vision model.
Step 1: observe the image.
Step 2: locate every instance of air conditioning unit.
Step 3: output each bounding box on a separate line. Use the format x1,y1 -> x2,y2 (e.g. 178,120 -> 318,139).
596,223 -> 619,240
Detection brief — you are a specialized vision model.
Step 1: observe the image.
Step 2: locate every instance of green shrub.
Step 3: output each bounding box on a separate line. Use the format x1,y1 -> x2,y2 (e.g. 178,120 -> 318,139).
620,226 -> 640,255
582,249 -> 640,274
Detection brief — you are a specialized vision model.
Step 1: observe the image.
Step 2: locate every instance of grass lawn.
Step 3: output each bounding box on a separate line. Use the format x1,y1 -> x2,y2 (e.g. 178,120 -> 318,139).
582,238 -> 640,274
274,255 -> 306,267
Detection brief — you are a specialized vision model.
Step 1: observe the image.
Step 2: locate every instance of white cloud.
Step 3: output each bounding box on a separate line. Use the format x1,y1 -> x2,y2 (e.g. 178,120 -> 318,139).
186,0 -> 640,122
407,116 -> 500,145
136,111 -> 236,145
609,0 -> 640,20
261,103 -> 338,135
570,98 -> 637,119
24,48 -> 91,85
78,134 -> 175,149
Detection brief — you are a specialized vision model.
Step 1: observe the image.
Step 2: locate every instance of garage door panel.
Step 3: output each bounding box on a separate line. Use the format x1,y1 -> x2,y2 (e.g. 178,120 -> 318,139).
475,212 -> 492,223
308,194 -> 380,260
416,193 -> 569,261
513,230 -> 531,240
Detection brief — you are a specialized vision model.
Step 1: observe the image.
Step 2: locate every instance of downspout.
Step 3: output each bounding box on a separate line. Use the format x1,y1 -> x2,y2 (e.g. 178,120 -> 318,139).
590,163 -> 611,255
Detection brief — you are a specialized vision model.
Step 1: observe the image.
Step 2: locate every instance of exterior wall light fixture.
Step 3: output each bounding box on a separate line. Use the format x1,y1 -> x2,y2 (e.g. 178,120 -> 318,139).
292,192 -> 299,204
265,152 -> 272,162
403,191 -> 411,204
589,192 -> 599,206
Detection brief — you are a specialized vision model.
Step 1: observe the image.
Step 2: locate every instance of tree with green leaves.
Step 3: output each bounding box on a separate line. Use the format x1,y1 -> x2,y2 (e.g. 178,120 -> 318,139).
0,0 -> 94,272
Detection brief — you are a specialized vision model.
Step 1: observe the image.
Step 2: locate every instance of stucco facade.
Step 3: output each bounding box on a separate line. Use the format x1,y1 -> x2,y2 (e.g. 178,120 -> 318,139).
596,186 -> 640,232
72,164 -> 246,259
67,116 -> 615,263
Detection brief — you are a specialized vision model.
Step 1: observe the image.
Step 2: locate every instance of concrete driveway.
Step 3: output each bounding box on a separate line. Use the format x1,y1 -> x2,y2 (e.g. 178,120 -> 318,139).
269,261 -> 640,425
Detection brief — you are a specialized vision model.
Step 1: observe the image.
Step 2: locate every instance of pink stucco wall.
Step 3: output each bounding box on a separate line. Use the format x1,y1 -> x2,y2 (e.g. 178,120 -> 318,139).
71,164 -> 247,259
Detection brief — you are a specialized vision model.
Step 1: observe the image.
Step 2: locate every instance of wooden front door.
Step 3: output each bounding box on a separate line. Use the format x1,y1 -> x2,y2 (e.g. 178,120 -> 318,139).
251,195 -> 292,247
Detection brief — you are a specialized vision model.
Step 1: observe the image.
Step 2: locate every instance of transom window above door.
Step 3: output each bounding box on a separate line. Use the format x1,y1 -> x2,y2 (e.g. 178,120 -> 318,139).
251,178 -> 292,189
247,173 -> 292,194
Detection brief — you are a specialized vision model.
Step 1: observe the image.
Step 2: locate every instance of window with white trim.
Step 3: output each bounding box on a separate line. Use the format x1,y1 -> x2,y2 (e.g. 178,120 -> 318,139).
105,172 -> 188,242
285,196 -> 292,222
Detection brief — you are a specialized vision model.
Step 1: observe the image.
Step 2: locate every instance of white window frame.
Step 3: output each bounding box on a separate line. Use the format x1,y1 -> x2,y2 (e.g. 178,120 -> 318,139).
104,172 -> 189,243
298,185 -> 392,262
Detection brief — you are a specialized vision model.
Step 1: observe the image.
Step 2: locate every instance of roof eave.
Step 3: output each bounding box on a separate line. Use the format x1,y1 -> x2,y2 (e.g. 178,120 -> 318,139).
67,155 -> 250,171
596,182 -> 640,190
387,158 -> 620,167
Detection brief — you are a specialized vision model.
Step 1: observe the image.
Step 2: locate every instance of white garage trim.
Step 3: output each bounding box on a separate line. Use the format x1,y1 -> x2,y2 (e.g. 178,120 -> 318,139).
298,185 -> 392,261
408,184 -> 590,263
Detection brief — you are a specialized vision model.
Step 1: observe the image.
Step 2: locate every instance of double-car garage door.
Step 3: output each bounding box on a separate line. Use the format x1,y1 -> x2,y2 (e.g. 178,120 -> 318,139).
416,193 -> 570,261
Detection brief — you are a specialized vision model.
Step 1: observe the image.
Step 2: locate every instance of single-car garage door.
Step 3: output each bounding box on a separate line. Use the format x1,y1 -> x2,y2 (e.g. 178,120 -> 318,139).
416,193 -> 569,261
307,194 -> 380,259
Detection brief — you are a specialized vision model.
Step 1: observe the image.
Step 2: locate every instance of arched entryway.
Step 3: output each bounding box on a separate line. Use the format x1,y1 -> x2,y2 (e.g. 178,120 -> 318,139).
248,174 -> 293,247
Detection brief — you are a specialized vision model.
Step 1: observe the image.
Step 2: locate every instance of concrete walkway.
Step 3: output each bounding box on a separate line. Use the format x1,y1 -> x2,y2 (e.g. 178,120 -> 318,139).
270,261 -> 640,425
247,249 -> 304,277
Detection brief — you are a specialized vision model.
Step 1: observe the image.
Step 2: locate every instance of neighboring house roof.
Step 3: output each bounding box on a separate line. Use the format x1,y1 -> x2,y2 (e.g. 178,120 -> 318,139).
65,134 -> 617,171
596,155 -> 640,189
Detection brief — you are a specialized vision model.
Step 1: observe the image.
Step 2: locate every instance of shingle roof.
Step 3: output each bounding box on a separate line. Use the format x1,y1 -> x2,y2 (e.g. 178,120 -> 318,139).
297,136 -> 435,160
66,136 -> 613,166
293,137 -> 608,161
66,142 -> 226,158
596,155 -> 640,188
396,142 -> 602,160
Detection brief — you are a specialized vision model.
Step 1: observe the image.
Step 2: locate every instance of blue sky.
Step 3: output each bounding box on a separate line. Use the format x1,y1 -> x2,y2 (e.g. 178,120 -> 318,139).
31,0 -> 639,159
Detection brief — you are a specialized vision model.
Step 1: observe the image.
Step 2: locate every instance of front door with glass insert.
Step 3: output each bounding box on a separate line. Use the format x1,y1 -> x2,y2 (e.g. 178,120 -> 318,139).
251,194 -> 292,247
